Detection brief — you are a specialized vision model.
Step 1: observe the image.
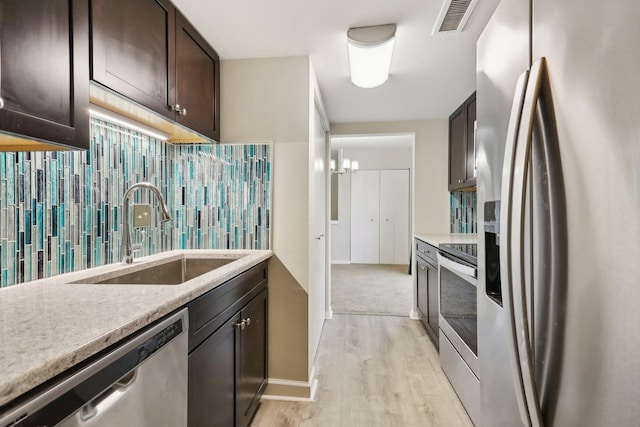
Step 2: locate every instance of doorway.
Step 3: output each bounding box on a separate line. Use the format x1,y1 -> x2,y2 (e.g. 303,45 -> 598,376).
328,134 -> 414,317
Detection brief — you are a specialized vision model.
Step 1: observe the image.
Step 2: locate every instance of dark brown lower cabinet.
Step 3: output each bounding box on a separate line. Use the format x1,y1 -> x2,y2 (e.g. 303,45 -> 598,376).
187,262 -> 268,427
189,313 -> 236,427
416,240 -> 439,347
236,291 -> 267,427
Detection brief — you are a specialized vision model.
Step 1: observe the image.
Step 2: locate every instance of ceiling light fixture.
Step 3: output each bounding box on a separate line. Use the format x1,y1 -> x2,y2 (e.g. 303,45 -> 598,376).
331,148 -> 359,174
347,24 -> 396,89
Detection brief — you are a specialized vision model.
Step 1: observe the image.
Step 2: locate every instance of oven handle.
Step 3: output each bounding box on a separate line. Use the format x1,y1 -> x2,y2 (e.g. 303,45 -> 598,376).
437,253 -> 476,281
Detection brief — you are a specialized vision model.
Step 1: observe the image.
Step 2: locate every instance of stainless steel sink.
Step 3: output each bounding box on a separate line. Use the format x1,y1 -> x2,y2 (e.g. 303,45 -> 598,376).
76,257 -> 237,285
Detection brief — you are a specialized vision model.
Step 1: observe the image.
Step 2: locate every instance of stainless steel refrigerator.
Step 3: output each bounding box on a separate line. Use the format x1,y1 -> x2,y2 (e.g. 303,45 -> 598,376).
476,0 -> 640,425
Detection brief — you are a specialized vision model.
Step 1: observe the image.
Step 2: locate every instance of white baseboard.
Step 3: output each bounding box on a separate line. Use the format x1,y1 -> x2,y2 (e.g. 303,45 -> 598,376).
331,260 -> 351,265
261,367 -> 318,402
409,308 -> 420,320
325,308 -> 334,319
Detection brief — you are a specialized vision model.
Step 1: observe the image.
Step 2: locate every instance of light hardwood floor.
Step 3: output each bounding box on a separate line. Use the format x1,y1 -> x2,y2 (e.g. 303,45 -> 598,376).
252,315 -> 473,427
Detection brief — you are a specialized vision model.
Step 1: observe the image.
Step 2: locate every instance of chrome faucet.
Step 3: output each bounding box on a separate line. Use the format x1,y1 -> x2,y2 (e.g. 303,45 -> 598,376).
122,182 -> 171,264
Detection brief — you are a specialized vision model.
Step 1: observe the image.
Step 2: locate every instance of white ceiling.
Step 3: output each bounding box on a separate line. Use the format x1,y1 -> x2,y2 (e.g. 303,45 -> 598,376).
172,0 -> 500,124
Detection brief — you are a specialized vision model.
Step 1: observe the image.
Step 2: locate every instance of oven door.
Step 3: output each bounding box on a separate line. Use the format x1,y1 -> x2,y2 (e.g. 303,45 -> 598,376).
438,253 -> 478,376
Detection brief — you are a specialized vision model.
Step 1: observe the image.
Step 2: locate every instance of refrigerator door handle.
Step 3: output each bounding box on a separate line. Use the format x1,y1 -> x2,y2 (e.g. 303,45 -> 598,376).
510,58 -> 548,427
499,69 -> 531,427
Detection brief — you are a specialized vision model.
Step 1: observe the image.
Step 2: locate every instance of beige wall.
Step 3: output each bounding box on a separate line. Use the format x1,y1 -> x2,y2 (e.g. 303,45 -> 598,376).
221,57 -> 311,386
331,120 -> 450,235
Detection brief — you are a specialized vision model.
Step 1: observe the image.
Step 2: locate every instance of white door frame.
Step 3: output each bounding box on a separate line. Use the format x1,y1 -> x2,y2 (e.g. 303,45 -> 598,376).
327,132 -> 415,318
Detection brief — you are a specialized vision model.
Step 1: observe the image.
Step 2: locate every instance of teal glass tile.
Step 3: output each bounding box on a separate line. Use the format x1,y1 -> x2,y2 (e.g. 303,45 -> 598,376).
0,120 -> 271,287
450,191 -> 477,234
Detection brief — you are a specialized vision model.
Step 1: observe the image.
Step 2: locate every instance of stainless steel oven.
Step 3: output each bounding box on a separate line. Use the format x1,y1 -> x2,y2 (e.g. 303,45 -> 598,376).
438,243 -> 479,425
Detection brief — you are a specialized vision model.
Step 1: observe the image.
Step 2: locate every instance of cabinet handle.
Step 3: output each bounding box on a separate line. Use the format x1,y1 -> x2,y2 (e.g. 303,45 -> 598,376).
234,318 -> 251,329
234,320 -> 246,330
171,104 -> 188,116
0,97 -> 4,109
458,179 -> 463,183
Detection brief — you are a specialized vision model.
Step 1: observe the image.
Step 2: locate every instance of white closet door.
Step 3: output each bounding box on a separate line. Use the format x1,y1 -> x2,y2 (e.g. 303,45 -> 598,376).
379,169 -> 409,264
350,170 -> 380,263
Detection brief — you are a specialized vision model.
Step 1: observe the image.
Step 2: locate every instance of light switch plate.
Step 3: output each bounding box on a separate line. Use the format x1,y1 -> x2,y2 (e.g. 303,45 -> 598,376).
133,204 -> 152,227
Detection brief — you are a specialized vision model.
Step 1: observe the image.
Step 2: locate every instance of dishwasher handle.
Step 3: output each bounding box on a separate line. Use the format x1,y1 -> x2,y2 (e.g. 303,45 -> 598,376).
78,370 -> 138,423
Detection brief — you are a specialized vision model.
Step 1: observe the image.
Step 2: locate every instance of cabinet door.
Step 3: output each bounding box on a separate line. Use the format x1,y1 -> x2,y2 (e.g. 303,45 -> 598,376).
0,0 -> 89,149
91,0 -> 175,120
465,95 -> 477,182
448,92 -> 477,190
416,256 -> 429,321
448,106 -> 466,190
237,290 -> 268,427
427,260 -> 439,341
188,313 -> 237,427
417,255 -> 439,346
175,11 -> 220,141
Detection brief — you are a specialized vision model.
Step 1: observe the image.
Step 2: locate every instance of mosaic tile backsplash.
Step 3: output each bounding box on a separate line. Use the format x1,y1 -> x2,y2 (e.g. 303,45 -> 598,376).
450,190 -> 477,233
0,118 -> 271,287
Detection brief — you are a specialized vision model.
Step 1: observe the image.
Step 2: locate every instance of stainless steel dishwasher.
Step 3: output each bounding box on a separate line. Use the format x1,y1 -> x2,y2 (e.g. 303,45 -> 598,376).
0,308 -> 188,427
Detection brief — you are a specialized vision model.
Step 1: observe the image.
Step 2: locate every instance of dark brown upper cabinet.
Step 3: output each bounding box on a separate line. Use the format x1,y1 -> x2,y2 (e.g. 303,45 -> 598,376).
175,12 -> 220,141
448,92 -> 477,191
0,0 -> 90,151
90,0 -> 220,142
90,0 -> 175,121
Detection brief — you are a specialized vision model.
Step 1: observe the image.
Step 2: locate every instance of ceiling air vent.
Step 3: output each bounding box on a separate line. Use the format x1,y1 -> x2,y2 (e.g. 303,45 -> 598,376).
432,0 -> 479,34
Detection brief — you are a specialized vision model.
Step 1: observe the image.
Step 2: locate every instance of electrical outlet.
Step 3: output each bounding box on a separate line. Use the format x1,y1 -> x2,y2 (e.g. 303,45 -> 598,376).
133,204 -> 152,227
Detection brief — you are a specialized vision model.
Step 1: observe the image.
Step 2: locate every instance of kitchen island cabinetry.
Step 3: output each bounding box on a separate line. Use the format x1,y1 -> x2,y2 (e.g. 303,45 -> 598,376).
90,0 -> 220,141
448,92 -> 476,191
0,0 -> 89,151
187,262 -> 268,427
416,238 -> 439,347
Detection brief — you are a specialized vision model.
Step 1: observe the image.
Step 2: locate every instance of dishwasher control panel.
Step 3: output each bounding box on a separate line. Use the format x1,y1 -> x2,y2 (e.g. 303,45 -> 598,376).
138,318 -> 183,363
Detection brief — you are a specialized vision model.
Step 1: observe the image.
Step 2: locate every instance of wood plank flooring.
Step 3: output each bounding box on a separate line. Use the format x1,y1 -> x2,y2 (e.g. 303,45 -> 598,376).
252,315 -> 473,427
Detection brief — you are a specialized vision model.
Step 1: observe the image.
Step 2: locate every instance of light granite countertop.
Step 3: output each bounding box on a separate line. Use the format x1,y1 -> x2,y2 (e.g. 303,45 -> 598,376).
414,233 -> 478,247
0,249 -> 272,408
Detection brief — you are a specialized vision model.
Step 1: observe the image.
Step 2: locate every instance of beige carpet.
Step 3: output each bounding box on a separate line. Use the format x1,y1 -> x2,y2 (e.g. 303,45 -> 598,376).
331,264 -> 412,316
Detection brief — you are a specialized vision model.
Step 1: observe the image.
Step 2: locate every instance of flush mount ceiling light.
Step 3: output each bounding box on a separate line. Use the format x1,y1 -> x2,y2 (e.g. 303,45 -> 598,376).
347,24 -> 396,89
